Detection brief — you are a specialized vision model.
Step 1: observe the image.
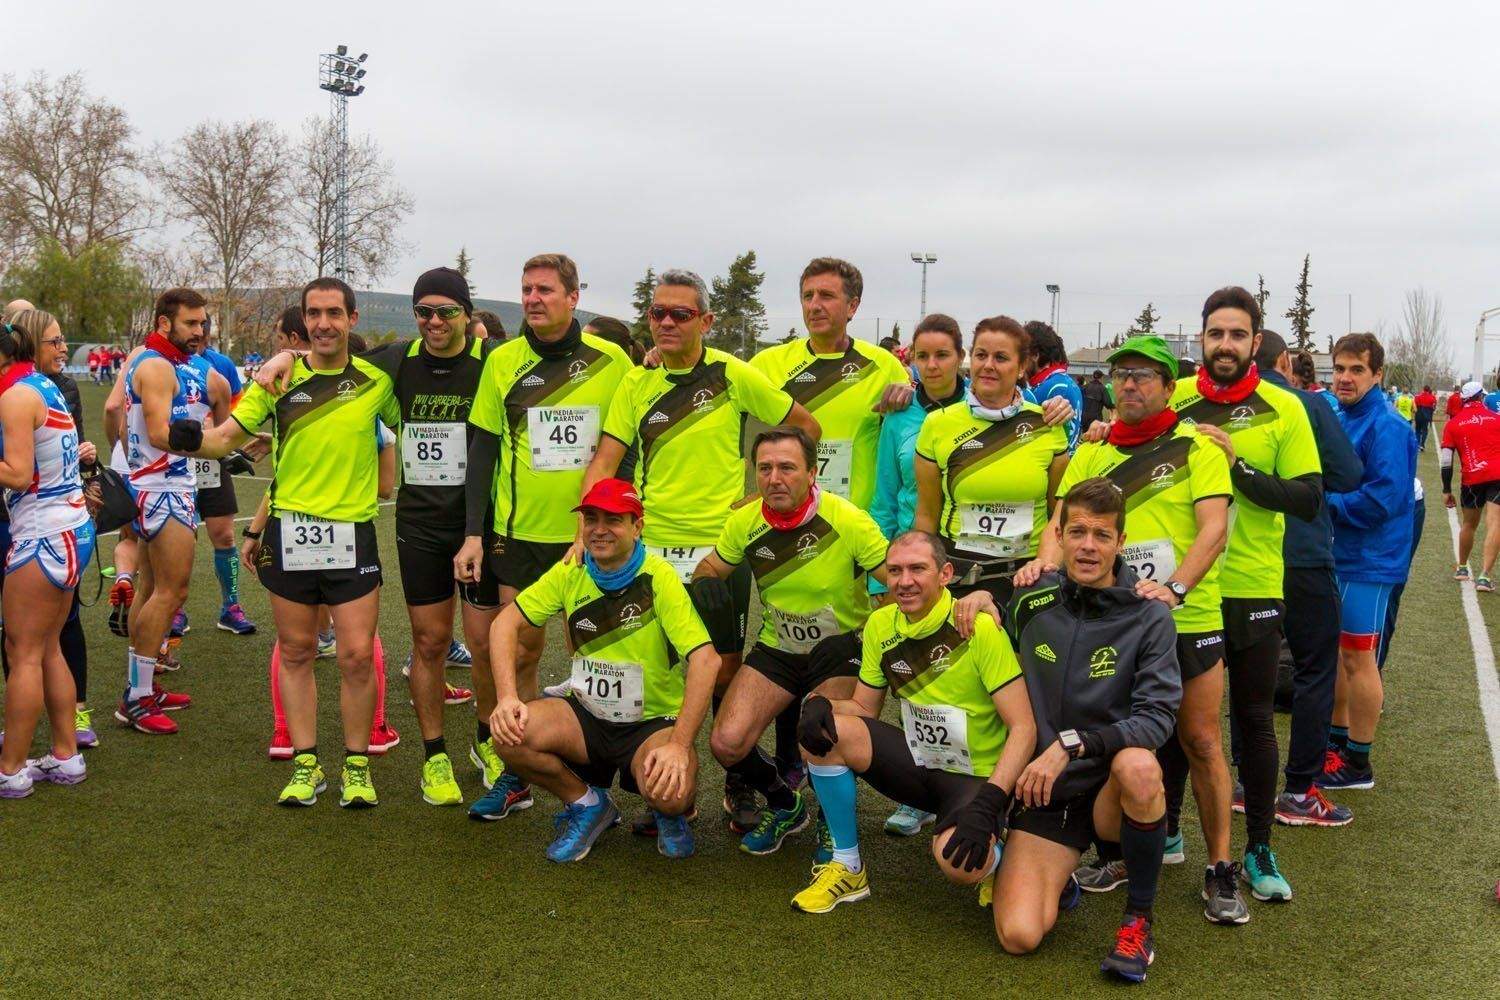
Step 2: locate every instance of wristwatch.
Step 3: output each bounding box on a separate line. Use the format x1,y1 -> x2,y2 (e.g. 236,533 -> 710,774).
242,527 -> 262,541
1058,729 -> 1085,760
1165,580 -> 1190,604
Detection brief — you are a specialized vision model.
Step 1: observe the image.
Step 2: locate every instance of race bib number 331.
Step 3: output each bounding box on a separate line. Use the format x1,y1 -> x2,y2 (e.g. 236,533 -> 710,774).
279,513 -> 356,571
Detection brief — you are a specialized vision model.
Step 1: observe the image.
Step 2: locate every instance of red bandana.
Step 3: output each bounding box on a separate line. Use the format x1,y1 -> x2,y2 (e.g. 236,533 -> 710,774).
1197,362 -> 1260,404
1029,363 -> 1068,387
1108,407 -> 1178,447
0,361 -> 35,397
144,332 -> 189,366
763,486 -> 820,531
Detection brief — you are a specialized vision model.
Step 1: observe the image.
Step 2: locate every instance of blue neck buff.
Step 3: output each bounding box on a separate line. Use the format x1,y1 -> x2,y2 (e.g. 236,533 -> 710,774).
966,385 -> 1023,422
585,540 -> 646,592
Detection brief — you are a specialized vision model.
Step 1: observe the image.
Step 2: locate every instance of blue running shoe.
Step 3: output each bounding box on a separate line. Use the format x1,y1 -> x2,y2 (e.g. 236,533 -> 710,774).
1100,913 -> 1155,983
655,812 -> 695,859
1059,874 -> 1082,912
1316,760 -> 1374,791
169,609 -> 189,638
884,803 -> 936,837
445,640 -> 473,668
740,791 -> 809,856
812,808 -> 833,864
1275,788 -> 1353,827
468,772 -> 532,821
216,603 -> 256,635
1163,830 -> 1185,864
546,790 -> 620,862
1241,842 -> 1292,902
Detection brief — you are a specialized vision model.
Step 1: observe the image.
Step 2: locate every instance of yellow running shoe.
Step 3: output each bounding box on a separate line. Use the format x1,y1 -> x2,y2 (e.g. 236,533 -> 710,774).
977,877 -> 994,908
278,753 -> 326,807
791,861 -> 870,914
469,739 -> 504,790
340,755 -> 378,808
421,752 -> 463,806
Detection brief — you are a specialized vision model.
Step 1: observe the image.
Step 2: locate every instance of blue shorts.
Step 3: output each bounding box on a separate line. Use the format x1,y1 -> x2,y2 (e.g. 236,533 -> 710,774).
130,487 -> 197,540
1337,579 -> 1394,654
6,521 -> 96,590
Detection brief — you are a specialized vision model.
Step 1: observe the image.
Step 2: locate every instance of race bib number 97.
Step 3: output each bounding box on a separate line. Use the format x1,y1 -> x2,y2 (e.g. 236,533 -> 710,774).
958,501 -> 1032,558
815,440 -> 853,499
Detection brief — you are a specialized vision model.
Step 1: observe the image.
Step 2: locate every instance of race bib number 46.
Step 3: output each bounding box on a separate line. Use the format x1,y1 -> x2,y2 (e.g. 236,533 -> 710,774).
191,458 -> 220,490
901,701 -> 972,773
815,440 -> 853,499
571,656 -> 645,722
958,501 -> 1032,558
402,423 -> 466,485
529,406 -> 601,471
1122,538 -> 1178,584
279,512 -> 355,571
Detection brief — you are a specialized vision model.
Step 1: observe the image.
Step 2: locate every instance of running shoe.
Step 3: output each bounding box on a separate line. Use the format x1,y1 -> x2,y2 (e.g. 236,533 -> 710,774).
420,753 -> 463,806
1231,781 -> 1245,814
316,631 -> 336,660
468,772 -> 532,821
1454,564 -> 1473,581
107,578 -> 134,637
367,722 -> 400,755
541,680 -> 574,698
469,739 -> 504,789
655,812 -> 695,859
115,691 -> 177,735
722,777 -> 761,833
1316,760 -> 1374,791
444,682 -> 473,706
884,803 -> 936,836
340,755 -> 378,808
1059,874 -> 1083,912
278,753 -> 326,807
791,861 -> 870,913
216,604 -> 256,635
1203,861 -> 1251,924
978,876 -> 994,909
445,640 -> 472,668
0,767 -> 34,799
1241,843 -> 1292,902
1479,576 -> 1495,593
267,727 -> 293,761
152,683 -> 191,711
154,646 -> 182,673
780,759 -> 808,792
1075,857 -> 1127,893
630,804 -> 699,836
1275,788 -> 1354,826
74,708 -> 98,749
1100,913 -> 1155,983
1322,747 -> 1347,776
26,753 -> 86,785
812,809 -> 833,865
740,791 -> 809,855
1163,830 -> 1185,864
546,791 -> 620,862
169,610 -> 189,637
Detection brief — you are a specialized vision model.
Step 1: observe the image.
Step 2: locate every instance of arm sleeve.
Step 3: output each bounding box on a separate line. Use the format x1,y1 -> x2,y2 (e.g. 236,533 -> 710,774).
1441,449 -> 1454,493
230,383 -> 275,433
914,410 -> 941,463
465,428 -> 499,536
1327,429 -> 1412,530
1229,463 -> 1322,521
514,562 -> 566,627
1188,435 -> 1233,499
467,352 -> 505,436
655,567 -> 713,655
1095,608 -> 1182,754
1307,397 -> 1364,494
600,374 -> 639,446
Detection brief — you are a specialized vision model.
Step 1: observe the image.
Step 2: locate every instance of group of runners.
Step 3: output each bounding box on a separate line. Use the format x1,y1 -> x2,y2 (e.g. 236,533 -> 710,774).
85,345 -> 127,385
0,255 -> 1442,984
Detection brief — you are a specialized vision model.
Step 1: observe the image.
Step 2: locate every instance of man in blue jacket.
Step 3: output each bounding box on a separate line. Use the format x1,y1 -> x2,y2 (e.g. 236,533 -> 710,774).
1254,332 -> 1364,826
1323,333 -> 1417,792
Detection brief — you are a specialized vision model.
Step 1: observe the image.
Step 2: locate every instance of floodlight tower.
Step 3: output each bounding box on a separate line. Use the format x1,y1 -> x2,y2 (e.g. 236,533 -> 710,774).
1046,284 -> 1061,329
318,45 -> 369,281
911,252 -> 938,320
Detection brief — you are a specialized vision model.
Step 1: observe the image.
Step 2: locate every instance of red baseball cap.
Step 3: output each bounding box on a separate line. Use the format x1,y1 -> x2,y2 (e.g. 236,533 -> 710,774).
573,478 -> 643,517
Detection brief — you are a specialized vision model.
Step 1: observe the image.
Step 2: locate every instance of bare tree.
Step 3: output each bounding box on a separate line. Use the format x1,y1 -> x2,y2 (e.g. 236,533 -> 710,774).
288,117 -> 412,286
126,240 -> 200,342
0,71 -> 149,262
1384,288 -> 1455,389
159,119 -> 290,356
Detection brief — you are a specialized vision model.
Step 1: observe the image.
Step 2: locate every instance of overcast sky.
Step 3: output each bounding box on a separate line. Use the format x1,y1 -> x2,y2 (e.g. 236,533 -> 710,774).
17,1 -> 1500,374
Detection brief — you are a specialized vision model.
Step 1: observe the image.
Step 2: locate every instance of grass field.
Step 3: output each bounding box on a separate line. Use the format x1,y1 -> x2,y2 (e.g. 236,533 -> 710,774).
0,384 -> 1494,998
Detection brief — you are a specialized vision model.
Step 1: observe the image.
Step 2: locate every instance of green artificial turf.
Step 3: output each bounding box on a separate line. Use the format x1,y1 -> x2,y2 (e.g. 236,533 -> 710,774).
0,387 -> 1493,998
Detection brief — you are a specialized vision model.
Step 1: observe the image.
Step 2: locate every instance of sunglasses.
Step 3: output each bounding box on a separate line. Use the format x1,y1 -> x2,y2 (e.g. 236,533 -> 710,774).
1110,367 -> 1164,385
648,305 -> 702,324
414,304 -> 466,321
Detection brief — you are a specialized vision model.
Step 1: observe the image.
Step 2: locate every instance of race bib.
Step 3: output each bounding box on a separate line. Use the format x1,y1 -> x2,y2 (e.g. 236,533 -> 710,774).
402,423 -> 466,485
815,440 -> 853,499
769,605 -> 839,654
901,701 -> 972,773
191,458 -> 220,490
571,655 -> 645,722
528,406 -> 601,471
1122,538 -> 1178,584
279,512 -> 355,571
958,501 -> 1033,558
653,545 -> 713,585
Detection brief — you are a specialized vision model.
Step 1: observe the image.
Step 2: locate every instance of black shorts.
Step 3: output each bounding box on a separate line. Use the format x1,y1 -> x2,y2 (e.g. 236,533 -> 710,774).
943,546 -> 1026,604
1007,779 -> 1106,854
256,517 -> 381,607
744,640 -> 858,699
1461,480 -> 1500,509
856,717 -> 988,829
564,697 -> 674,795
690,559 -> 752,655
1177,630 -> 1226,682
195,464 -> 238,519
1223,598 -> 1284,651
397,530 -> 500,608
488,536 -> 570,592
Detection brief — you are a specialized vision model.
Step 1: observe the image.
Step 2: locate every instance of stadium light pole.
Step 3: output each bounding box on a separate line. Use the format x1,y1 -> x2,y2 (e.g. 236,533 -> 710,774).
1046,283 -> 1061,330
318,46 -> 369,282
1473,306 -> 1500,383
911,253 -> 937,320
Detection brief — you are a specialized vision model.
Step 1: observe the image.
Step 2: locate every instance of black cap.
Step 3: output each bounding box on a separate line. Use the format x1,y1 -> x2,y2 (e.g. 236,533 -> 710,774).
412,267 -> 473,316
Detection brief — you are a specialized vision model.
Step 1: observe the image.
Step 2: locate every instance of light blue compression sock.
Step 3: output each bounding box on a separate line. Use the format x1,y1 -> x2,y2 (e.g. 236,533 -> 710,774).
809,763 -> 861,869
213,547 -> 238,611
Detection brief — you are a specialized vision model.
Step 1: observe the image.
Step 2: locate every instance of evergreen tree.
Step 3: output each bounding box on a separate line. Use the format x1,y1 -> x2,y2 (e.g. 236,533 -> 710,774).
455,247 -> 475,295
1128,302 -> 1160,335
708,250 -> 767,358
780,327 -> 798,344
1285,254 -> 1315,350
890,321 -> 902,343
630,266 -> 656,342
1255,274 -> 1270,317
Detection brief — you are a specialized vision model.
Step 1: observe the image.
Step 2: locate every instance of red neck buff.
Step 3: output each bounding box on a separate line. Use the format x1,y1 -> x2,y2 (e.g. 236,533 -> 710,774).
1197,361 -> 1260,404
763,485 -> 820,531
145,332 -> 189,366
1029,363 -> 1068,387
1108,406 -> 1177,447
0,361 -> 35,397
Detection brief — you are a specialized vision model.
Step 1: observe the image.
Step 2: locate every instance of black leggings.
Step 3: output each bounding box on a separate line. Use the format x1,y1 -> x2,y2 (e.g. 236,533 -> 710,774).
1224,628 -> 1281,845
1,589 -> 86,700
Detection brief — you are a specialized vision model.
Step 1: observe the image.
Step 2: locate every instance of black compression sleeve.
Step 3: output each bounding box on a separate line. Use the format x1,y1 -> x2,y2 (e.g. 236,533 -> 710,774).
1442,463 -> 1454,494
465,429 -> 499,536
1229,463 -> 1323,522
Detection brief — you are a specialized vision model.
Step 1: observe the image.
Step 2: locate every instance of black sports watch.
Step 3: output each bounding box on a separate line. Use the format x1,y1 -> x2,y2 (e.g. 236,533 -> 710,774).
242,527 -> 262,541
1058,729 -> 1085,760
1165,580 -> 1190,604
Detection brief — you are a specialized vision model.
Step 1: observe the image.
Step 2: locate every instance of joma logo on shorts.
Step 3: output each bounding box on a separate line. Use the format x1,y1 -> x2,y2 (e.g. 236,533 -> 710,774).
1249,609 -> 1279,622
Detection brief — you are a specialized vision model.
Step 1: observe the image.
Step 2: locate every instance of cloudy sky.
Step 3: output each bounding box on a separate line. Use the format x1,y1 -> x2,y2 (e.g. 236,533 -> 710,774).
16,2 -> 1500,372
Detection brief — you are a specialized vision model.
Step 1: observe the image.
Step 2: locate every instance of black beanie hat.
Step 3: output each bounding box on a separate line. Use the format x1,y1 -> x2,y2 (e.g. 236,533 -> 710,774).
413,266 -> 473,315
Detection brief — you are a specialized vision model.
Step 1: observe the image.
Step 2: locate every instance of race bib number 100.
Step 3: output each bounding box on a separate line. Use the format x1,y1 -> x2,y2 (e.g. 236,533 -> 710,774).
529,406 -> 601,471
769,605 -> 839,654
279,512 -> 355,571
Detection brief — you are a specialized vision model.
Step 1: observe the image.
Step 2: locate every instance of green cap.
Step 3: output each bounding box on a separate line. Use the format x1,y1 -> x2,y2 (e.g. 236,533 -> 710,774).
1107,335 -> 1179,379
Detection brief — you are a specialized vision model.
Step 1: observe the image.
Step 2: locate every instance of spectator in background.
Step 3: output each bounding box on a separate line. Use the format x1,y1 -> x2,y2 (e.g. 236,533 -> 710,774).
1024,321 -> 1081,451
1446,383 -> 1464,423
1081,369 -> 1108,428
109,344 -> 126,376
470,308 -> 507,342
584,315 -> 643,366
1413,385 -> 1437,451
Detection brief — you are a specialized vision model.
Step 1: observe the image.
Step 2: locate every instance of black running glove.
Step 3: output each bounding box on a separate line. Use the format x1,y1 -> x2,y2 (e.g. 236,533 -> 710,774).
798,694 -> 839,755
940,784 -> 1011,872
808,630 -> 861,681
690,576 -> 733,619
223,450 -> 255,476
167,418 -> 204,453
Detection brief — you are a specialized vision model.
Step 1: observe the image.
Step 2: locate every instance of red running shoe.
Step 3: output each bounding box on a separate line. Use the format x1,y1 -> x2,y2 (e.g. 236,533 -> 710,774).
268,727 -> 293,761
152,683 -> 192,711
115,692 -> 178,735
444,682 -> 473,706
368,722 -> 401,755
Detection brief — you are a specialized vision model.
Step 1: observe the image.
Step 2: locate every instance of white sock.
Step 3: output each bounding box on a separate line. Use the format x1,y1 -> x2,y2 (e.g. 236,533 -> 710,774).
832,846 -> 862,872
982,845 -> 1001,880
128,650 -> 155,700
572,787 -> 600,808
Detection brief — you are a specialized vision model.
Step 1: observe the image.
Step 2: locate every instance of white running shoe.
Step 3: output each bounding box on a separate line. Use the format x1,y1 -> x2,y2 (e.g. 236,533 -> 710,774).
542,679 -> 575,699
0,766 -> 35,798
26,753 -> 87,785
